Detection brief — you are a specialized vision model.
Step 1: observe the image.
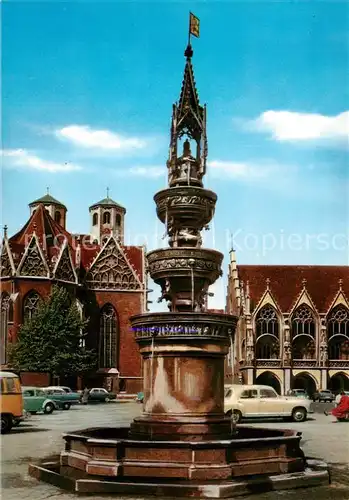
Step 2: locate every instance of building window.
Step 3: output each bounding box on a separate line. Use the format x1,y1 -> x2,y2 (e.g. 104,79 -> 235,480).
99,304 -> 118,369
255,306 -> 279,337
255,305 -> 280,359
23,290 -> 42,322
54,211 -> 61,224
103,211 -> 111,224
93,213 -> 98,226
291,305 -> 316,359
327,306 -> 349,360
0,294 -> 10,364
115,214 -> 121,227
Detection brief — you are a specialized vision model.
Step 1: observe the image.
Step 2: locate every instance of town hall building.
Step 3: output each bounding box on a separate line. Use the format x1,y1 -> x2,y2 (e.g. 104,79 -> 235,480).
0,193 -> 147,392
226,249 -> 349,395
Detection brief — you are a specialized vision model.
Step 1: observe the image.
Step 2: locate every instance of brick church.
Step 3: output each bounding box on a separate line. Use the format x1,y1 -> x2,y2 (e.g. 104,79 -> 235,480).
226,249 -> 349,395
0,192 -> 146,392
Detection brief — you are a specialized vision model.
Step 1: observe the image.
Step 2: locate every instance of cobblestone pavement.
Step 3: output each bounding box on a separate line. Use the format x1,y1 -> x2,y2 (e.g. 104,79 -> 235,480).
1,402 -> 348,500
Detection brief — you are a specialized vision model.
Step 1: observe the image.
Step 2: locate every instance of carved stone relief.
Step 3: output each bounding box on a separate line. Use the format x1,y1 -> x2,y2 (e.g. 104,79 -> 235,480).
0,246 -> 13,277
20,239 -> 47,277
55,246 -> 76,283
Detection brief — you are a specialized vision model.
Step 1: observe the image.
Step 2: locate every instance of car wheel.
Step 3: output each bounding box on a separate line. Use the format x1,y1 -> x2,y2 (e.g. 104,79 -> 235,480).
63,403 -> 71,410
230,410 -> 242,424
44,403 -> 55,414
292,408 -> 307,422
1,415 -> 12,434
105,397 -> 110,403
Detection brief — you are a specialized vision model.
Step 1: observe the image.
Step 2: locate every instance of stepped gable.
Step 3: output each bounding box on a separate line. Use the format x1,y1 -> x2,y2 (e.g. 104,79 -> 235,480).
9,204 -> 75,267
237,265 -> 349,313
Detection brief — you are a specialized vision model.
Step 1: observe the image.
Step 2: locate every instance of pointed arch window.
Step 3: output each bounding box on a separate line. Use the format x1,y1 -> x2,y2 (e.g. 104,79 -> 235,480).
54,211 -> 61,224
255,306 -> 280,359
99,304 -> 118,369
23,290 -> 42,322
291,305 -> 315,337
327,306 -> 349,360
256,305 -> 279,337
0,294 -> 11,364
115,214 -> 121,227
93,213 -> 98,226
103,211 -> 111,224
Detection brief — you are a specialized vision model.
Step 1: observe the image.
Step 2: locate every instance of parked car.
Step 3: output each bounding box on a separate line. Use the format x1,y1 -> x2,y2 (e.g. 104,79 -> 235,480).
136,392 -> 144,403
0,371 -> 24,434
87,388 -> 116,403
22,387 -> 57,415
312,390 -> 335,402
46,385 -> 73,393
287,389 -> 310,399
224,384 -> 312,423
43,387 -> 81,410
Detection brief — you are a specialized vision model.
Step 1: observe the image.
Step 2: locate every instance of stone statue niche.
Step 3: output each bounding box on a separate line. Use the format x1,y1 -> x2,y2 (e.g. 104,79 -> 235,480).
170,138 -> 203,188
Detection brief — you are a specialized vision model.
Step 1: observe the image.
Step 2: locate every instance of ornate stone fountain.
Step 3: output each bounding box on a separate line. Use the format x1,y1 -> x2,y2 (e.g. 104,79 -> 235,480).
29,40 -> 329,498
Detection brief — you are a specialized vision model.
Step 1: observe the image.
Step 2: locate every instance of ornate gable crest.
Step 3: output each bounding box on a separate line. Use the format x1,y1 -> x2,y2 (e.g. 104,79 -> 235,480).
289,282 -> 318,317
86,236 -> 142,291
326,281 -> 349,315
252,288 -> 282,319
0,241 -> 15,278
53,241 -> 77,283
17,234 -> 49,278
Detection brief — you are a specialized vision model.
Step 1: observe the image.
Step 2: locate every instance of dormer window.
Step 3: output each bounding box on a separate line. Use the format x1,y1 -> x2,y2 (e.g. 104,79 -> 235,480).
103,211 -> 111,224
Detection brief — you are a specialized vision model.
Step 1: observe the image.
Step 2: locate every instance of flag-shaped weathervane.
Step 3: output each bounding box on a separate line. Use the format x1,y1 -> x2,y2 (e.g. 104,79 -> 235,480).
189,12 -> 200,39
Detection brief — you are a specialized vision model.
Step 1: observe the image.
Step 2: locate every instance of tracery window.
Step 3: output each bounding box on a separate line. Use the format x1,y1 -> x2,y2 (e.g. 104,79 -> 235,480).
99,304 -> 118,369
103,211 -> 111,224
327,306 -> 349,338
54,211 -> 61,224
327,306 -> 349,359
256,306 -> 279,337
291,305 -> 315,337
0,294 -> 11,364
23,290 -> 42,322
93,213 -> 98,226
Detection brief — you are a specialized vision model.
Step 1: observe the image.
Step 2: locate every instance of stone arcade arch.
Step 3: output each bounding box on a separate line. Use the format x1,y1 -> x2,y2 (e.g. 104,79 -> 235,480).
328,372 -> 349,392
292,372 -> 317,396
255,371 -> 281,394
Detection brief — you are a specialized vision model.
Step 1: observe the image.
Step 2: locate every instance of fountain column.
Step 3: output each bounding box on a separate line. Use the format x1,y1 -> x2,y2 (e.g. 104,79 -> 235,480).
130,43 -> 237,440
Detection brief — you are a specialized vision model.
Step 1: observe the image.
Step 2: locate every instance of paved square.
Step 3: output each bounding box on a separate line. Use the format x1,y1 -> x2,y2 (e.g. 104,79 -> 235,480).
1,403 -> 348,500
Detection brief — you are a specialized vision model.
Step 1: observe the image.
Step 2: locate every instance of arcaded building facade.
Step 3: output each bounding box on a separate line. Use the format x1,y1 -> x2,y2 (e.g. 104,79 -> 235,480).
226,250 -> 349,395
0,193 -> 146,392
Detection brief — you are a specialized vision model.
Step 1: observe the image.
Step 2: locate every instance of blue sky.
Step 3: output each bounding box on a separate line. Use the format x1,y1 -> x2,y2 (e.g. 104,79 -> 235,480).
2,2 -> 348,308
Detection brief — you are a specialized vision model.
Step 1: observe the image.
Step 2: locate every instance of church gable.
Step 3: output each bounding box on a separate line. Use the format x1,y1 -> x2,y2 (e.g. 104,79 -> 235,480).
17,235 -> 49,278
53,243 -> 77,283
86,236 -> 142,290
0,242 -> 15,278
289,285 -> 318,316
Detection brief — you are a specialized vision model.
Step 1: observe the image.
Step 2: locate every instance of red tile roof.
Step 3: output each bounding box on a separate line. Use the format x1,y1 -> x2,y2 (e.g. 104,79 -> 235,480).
236,265 -> 349,313
8,204 -> 144,279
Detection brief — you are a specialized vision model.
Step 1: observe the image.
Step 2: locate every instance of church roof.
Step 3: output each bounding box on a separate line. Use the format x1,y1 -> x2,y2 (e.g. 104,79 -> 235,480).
236,265 -> 349,313
89,197 -> 125,211
29,194 -> 66,209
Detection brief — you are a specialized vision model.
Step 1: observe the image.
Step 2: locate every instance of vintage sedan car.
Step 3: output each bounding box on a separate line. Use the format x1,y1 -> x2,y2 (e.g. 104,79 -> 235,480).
224,384 -> 312,423
287,389 -> 310,399
88,388 -> 116,403
43,387 -> 81,410
312,389 -> 335,402
22,387 -> 57,415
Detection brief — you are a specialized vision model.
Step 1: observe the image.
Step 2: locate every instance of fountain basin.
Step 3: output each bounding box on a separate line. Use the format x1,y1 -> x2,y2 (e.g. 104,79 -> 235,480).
28,426 -> 329,497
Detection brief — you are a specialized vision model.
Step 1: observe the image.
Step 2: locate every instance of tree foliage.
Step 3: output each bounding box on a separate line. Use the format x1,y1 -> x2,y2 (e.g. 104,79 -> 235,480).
9,285 -> 97,376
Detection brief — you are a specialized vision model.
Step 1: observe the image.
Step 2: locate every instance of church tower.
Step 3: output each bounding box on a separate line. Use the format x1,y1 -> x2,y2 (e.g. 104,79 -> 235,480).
89,190 -> 126,244
29,190 -> 67,229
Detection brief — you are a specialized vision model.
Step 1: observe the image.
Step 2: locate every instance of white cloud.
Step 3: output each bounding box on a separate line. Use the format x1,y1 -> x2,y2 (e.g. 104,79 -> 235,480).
56,125 -> 147,150
249,110 -> 349,143
208,160 -> 276,180
129,166 -> 164,178
2,149 -> 82,173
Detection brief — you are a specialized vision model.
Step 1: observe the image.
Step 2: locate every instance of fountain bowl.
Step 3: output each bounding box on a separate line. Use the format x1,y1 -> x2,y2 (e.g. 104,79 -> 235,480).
29,425 -> 329,497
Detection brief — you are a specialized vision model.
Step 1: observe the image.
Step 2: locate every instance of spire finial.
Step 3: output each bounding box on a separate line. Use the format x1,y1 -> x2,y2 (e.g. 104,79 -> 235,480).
47,187 -> 49,195
339,278 -> 343,289
266,278 -> 270,289
302,278 -> 307,288
106,187 -> 110,199
4,225 -> 8,238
